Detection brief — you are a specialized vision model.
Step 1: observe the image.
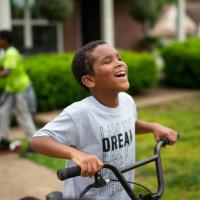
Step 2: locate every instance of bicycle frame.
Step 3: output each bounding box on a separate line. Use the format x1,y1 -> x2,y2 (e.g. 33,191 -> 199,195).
57,138 -> 170,200
103,139 -> 167,200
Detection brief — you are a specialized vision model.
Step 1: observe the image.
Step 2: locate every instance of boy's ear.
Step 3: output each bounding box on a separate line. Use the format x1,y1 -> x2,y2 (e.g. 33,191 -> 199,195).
81,75 -> 95,89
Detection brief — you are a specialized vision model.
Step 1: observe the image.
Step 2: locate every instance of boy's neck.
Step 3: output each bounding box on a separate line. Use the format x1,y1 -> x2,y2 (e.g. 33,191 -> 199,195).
91,91 -> 119,108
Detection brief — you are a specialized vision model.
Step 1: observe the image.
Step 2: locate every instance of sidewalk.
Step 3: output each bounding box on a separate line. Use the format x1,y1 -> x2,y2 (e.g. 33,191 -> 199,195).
0,154 -> 63,200
1,88 -> 200,200
33,87 -> 200,127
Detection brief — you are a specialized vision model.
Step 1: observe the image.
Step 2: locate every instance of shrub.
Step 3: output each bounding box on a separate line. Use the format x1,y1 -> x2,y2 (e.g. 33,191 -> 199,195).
161,38 -> 200,88
0,51 -> 157,112
23,53 -> 88,111
121,51 -> 157,94
37,0 -> 74,22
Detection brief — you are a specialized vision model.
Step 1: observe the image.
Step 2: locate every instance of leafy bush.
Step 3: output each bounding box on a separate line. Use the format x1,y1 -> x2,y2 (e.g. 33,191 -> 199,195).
37,0 -> 74,22
0,51 -> 157,112
121,51 -> 157,93
161,38 -> 200,88
129,0 -> 159,24
23,53 -> 88,111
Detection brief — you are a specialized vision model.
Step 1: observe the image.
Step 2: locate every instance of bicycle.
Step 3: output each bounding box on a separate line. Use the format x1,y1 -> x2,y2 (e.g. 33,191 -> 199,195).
57,137 -> 178,200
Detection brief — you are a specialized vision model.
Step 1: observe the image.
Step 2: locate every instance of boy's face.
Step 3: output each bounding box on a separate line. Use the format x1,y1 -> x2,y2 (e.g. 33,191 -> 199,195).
86,44 -> 129,94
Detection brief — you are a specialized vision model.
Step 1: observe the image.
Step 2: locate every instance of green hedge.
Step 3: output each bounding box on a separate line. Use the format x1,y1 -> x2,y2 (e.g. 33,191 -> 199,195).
0,51 -> 157,111
23,53 -> 88,111
161,38 -> 200,88
121,51 -> 157,93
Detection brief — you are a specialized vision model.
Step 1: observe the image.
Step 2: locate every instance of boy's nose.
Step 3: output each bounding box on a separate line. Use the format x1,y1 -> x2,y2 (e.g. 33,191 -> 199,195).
115,60 -> 126,68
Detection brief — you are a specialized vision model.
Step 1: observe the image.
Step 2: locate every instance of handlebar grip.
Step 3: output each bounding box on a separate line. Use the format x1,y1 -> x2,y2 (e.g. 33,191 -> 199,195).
161,132 -> 180,146
161,137 -> 170,146
57,166 -> 81,181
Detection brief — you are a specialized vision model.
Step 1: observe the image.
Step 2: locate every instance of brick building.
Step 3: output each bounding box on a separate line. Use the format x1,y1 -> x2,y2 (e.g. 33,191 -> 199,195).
0,0 -> 144,54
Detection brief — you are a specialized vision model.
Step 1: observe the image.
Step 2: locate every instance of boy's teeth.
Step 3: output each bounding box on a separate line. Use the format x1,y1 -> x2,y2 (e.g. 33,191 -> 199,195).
115,71 -> 126,77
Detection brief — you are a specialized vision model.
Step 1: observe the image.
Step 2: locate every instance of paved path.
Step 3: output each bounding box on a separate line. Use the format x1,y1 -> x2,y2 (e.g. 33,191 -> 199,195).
33,88 -> 200,127
1,88 -> 200,200
0,154 -> 62,200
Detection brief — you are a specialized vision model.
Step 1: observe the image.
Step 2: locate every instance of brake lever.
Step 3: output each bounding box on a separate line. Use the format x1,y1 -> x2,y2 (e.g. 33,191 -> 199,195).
80,172 -> 107,198
93,172 -> 107,187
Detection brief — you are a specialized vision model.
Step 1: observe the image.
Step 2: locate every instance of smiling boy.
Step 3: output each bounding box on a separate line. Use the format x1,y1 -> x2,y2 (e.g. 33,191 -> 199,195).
31,40 -> 177,200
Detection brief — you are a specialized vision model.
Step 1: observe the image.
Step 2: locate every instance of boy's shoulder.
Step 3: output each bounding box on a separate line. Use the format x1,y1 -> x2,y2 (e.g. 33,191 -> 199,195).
63,96 -> 93,114
119,92 -> 134,102
62,93 -> 134,116
119,92 -> 131,98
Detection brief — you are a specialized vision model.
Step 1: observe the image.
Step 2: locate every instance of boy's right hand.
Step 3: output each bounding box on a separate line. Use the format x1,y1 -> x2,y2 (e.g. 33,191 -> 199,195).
70,148 -> 103,177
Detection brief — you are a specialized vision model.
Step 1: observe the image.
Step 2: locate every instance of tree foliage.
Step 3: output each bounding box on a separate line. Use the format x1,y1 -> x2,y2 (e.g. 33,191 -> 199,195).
129,0 -> 158,24
129,0 -> 176,24
37,0 -> 74,22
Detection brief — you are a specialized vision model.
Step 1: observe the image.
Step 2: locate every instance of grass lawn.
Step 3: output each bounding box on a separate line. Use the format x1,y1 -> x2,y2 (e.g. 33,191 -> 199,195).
20,94 -> 200,200
135,94 -> 200,199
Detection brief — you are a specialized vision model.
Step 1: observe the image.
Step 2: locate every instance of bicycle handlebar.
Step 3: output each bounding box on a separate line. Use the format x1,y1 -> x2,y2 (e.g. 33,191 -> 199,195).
57,137 -> 170,181
57,165 -> 81,181
57,136 -> 179,200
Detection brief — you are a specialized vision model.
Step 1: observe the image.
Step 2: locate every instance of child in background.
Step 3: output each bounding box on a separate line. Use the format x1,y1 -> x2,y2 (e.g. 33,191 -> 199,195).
0,30 -> 37,152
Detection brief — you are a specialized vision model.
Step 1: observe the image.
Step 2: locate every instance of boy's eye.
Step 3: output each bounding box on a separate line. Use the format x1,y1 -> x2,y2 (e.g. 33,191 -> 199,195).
102,58 -> 112,64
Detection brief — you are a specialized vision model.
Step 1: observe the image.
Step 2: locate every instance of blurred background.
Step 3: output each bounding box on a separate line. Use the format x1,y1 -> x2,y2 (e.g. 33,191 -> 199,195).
0,0 -> 199,54
1,0 -> 200,112
0,0 -> 200,199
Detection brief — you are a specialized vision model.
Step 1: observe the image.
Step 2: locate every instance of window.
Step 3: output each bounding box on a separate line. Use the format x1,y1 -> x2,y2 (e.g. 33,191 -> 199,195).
11,0 -> 62,54
33,25 -> 57,52
11,0 -> 25,19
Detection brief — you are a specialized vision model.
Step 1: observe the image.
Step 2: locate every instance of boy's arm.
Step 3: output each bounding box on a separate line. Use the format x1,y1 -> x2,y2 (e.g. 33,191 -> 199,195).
135,120 -> 178,144
30,136 -> 103,177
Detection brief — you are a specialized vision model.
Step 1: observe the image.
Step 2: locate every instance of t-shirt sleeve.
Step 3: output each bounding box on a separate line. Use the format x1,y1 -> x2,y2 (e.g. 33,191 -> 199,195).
3,49 -> 20,69
33,110 -> 79,146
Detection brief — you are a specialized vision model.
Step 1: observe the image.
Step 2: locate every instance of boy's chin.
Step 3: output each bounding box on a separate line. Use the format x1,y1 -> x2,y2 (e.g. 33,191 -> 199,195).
119,84 -> 130,92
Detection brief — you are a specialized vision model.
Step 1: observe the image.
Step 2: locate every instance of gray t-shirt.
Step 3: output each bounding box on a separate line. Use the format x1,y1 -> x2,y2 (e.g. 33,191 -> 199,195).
34,92 -> 137,200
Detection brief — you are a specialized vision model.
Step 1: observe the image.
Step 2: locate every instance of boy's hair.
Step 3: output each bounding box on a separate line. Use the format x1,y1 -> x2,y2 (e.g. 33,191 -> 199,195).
72,40 -> 106,90
0,30 -> 13,44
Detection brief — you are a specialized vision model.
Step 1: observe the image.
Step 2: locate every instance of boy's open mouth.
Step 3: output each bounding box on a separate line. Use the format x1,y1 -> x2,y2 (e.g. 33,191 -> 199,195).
114,71 -> 126,77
